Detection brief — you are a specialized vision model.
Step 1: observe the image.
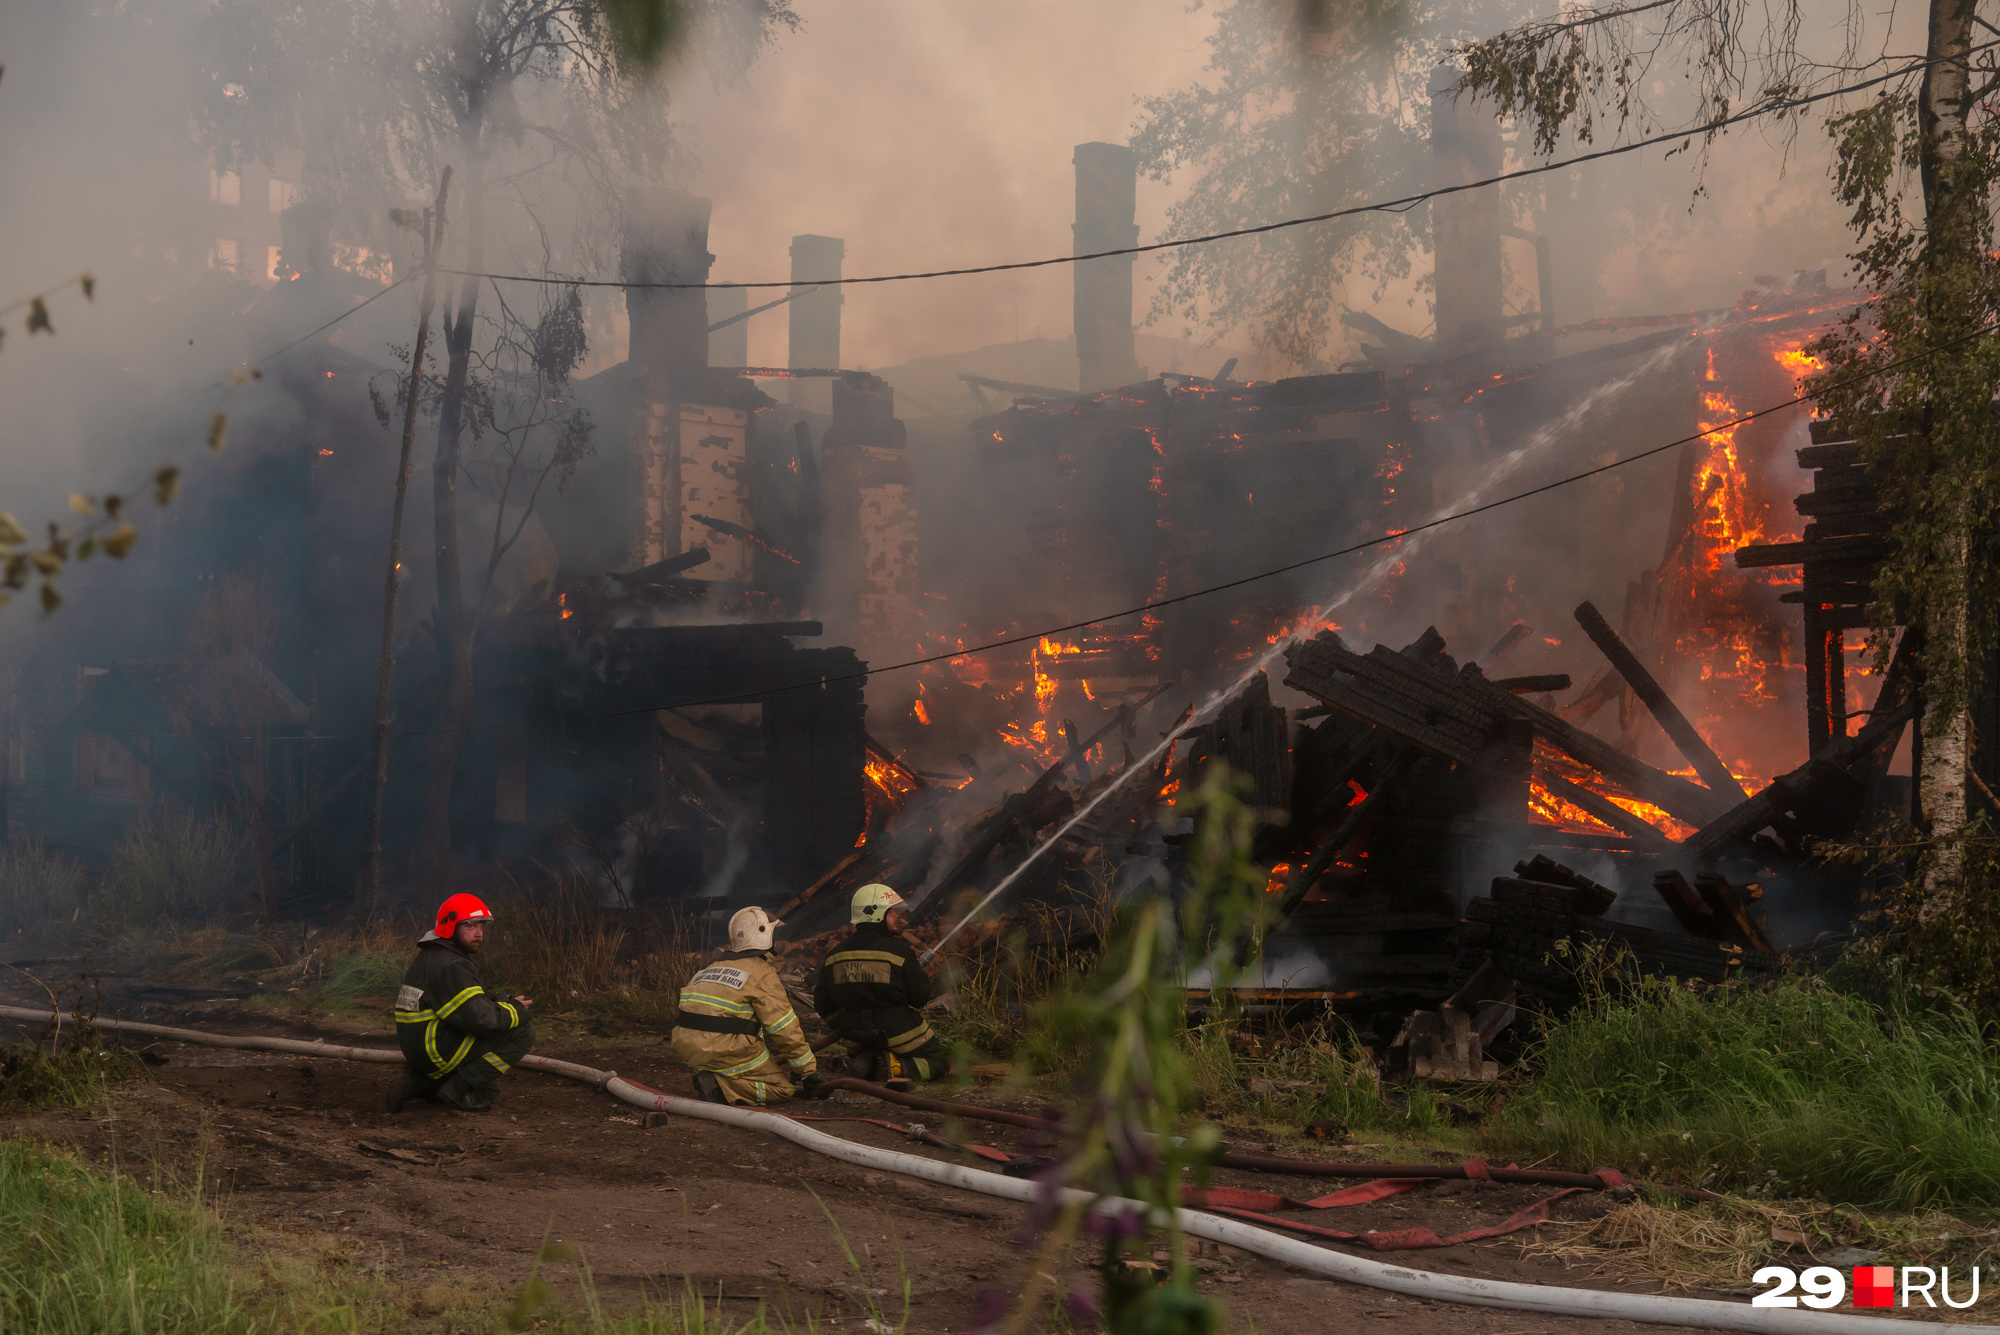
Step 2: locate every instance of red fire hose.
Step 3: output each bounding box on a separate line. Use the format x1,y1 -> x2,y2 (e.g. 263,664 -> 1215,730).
815,1077 -> 1625,1191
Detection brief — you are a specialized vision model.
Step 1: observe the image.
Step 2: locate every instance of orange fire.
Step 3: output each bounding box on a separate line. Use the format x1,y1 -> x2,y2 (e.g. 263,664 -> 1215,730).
1262,862 -> 1293,895
559,592 -> 571,620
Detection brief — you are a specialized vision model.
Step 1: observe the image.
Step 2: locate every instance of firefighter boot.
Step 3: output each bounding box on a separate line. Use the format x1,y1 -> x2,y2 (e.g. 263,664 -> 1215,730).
884,1051 -> 911,1093
433,1074 -> 493,1112
385,1071 -> 432,1114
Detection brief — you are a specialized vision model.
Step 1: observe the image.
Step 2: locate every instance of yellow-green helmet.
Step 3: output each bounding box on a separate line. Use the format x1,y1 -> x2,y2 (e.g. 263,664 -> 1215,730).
850,883 -> 905,925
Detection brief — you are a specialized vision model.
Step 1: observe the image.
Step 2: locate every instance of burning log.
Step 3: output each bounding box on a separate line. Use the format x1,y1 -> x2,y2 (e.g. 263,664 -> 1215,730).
1531,771 -> 1671,850
1573,600 -> 1748,801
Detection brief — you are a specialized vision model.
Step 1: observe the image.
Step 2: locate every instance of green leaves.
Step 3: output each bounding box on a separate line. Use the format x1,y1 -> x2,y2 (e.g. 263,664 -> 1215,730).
601,0 -> 684,68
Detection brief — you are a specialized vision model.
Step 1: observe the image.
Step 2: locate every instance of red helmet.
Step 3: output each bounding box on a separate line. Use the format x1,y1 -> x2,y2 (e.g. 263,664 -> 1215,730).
435,893 -> 494,937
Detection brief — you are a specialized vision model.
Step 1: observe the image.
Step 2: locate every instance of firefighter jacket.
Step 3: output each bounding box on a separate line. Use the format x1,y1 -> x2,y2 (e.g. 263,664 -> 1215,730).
813,923 -> 936,1052
394,932 -> 527,1079
672,949 -> 815,1080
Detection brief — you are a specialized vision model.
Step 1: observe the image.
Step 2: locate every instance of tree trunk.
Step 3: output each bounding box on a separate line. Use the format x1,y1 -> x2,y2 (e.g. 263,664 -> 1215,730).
418,148 -> 486,898
1916,0 -> 1978,903
357,171 -> 450,922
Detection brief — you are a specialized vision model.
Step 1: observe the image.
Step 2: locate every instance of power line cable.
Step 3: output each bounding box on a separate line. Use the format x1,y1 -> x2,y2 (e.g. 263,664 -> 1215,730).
593,312 -> 1995,718
439,44 -> 1994,294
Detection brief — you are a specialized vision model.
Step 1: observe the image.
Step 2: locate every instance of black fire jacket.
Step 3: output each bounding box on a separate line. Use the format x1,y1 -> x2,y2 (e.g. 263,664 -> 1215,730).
812,922 -> 934,1045
394,932 -> 525,1077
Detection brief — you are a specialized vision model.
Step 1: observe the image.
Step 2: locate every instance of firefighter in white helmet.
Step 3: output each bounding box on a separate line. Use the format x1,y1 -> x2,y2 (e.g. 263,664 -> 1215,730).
671,906 -> 821,1106
813,883 -> 947,1091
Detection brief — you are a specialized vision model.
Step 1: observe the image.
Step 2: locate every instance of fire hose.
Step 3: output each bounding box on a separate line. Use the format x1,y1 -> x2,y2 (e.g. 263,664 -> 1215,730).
0,1005 -> 1978,1334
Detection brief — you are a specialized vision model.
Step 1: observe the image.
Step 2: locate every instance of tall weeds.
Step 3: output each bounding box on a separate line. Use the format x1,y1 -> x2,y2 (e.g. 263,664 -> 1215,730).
1483,945 -> 2000,1209
0,834 -> 88,935
94,810 -> 245,928
485,877 -> 700,1018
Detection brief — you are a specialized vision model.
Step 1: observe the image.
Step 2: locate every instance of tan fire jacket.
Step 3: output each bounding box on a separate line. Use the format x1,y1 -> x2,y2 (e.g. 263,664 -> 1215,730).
672,949 -> 816,1080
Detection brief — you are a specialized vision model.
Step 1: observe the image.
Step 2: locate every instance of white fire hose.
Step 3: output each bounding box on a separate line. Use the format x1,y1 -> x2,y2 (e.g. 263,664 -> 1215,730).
0,1004 -> 1979,1334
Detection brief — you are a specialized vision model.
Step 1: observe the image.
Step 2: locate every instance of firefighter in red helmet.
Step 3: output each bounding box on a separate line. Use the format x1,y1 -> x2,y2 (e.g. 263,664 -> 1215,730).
386,893 -> 536,1113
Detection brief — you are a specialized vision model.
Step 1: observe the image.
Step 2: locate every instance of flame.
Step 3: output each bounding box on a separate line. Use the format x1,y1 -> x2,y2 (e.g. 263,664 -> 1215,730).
912,699 -> 930,725
1527,742 -> 1698,841
1262,862 -> 1293,895
559,592 -> 571,621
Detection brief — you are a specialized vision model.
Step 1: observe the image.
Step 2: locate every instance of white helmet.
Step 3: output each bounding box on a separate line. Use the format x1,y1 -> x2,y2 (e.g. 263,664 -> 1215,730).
728,906 -> 782,952
850,883 -> 905,925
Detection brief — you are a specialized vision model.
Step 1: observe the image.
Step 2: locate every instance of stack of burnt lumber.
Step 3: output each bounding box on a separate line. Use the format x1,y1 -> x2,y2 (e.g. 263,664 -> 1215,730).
1457,856 -> 1778,1003
1734,421 -> 1902,753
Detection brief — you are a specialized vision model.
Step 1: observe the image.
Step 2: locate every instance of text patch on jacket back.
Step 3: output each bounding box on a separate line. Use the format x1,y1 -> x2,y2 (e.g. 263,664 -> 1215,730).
831,958 -> 893,986
692,965 -> 750,990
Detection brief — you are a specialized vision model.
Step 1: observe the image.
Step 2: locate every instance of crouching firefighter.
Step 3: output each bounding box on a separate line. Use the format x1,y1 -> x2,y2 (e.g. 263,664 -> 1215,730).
670,907 -> 820,1106
387,894 -> 535,1113
814,884 -> 947,1091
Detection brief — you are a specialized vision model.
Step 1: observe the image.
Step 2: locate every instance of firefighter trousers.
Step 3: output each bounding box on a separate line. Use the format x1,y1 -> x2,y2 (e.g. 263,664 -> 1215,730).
707,1053 -> 798,1107
407,1021 -> 537,1098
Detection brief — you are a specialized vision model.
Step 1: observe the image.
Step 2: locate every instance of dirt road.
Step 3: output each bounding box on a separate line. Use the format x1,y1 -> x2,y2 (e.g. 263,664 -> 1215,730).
0,1011 -> 1752,1333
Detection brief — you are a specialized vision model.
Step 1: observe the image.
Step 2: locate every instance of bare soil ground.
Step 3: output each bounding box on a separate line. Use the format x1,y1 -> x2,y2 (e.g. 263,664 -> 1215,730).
0,1002 -> 1768,1334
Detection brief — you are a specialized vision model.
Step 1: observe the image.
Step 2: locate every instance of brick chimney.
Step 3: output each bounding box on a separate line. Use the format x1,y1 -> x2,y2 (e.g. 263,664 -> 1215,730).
1429,67 -> 1503,357
787,235 -> 844,412
1073,142 -> 1140,392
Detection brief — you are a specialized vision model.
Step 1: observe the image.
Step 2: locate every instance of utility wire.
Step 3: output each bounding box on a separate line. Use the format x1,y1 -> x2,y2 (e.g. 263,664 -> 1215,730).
596,313 -> 1997,718
438,44 -> 1994,294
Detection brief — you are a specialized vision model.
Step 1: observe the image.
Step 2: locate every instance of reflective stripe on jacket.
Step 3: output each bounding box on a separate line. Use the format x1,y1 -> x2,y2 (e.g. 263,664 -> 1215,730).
394,931 -> 524,1078
671,949 -> 815,1077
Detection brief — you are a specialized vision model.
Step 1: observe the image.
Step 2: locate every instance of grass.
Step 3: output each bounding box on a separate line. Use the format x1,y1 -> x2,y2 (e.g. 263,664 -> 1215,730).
0,835 -> 88,937
0,1136 -> 392,1333
0,1134 -> 862,1335
0,1017 -> 142,1114
1481,949 -> 2000,1211
92,810 -> 246,928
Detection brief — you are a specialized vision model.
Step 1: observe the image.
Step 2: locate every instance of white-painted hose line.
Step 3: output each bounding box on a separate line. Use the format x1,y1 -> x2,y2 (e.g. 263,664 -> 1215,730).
5,1005 -> 1979,1334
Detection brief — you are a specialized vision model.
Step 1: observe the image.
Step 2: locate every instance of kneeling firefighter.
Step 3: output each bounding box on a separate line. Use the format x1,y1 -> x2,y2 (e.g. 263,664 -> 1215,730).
670,907 -> 819,1106
813,884 -> 947,1090
388,894 -> 535,1113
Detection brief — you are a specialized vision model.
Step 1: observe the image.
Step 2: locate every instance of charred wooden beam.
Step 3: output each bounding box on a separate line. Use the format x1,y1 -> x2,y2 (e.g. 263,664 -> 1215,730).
1480,622 -> 1533,668
1669,695 -> 1916,863
1574,600 -> 1747,801
1651,870 -> 1720,936
1270,749 -> 1416,923
1492,674 -> 1572,694
1693,872 -> 1773,954
1285,630 -> 1734,828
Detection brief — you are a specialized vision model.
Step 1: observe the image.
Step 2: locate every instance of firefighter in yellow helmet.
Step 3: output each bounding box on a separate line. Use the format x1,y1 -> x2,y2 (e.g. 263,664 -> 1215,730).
813,883 -> 948,1091
670,906 -> 820,1106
